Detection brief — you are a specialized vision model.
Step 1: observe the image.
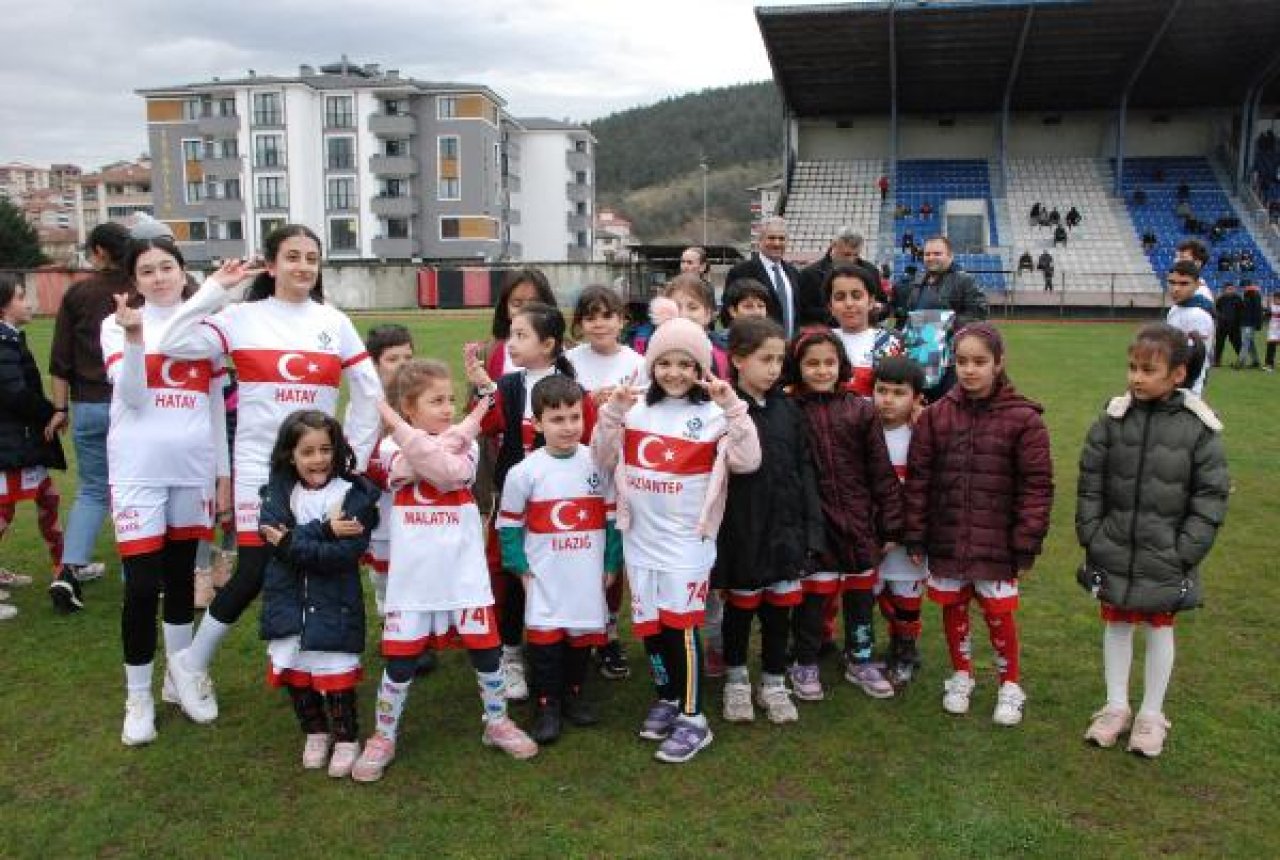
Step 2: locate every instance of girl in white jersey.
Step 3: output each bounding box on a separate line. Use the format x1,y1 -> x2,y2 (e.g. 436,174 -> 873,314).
155,225 -> 383,725
103,238 -> 229,745
592,297 -> 761,764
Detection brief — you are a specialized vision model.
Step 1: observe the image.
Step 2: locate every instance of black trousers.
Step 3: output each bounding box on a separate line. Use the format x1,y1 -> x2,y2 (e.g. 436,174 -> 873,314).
207,544 -> 270,625
527,641 -> 591,702
722,601 -> 790,675
121,540 -> 198,665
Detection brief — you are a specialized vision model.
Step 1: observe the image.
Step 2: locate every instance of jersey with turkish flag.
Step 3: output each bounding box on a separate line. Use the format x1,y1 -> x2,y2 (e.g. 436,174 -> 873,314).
102,303 -> 220,487
878,423 -> 926,582
619,398 -> 726,573
381,437 -> 492,612
496,446 -> 612,630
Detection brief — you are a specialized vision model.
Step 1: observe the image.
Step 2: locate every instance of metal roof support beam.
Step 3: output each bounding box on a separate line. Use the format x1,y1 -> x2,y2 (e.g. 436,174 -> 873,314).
1238,49 -> 1280,194
999,5 -> 1036,193
889,2 -> 899,190
1114,0 -> 1185,196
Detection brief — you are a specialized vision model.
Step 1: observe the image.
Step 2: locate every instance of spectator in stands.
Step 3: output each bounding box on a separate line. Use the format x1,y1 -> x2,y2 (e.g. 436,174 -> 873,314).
1037,251 -> 1055,292
1153,167 -> 1166,183
1133,188 -> 1148,206
1240,282 -> 1264,369
1175,199 -> 1193,221
1065,206 -> 1082,229
1018,251 -> 1034,275
1213,283 -> 1244,368
724,216 -> 802,338
1053,225 -> 1069,247
901,230 -> 915,252
919,201 -> 934,218
911,241 -> 925,262
1029,202 -> 1043,225
892,236 -> 988,400
1142,229 -> 1158,252
1176,181 -> 1190,200
895,203 -> 911,220
878,174 -> 890,201
1175,239 -> 1215,304
1048,208 -> 1061,227
1209,224 -> 1225,245
1240,250 -> 1257,273
1217,252 -> 1235,273
796,228 -> 886,327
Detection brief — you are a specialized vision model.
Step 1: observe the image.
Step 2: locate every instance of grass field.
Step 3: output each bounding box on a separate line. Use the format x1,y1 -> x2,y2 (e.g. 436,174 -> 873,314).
1,316 -> 1277,858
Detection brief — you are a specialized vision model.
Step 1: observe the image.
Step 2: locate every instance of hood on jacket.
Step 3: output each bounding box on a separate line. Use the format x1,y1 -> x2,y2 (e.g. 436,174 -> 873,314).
1105,390 -> 1222,431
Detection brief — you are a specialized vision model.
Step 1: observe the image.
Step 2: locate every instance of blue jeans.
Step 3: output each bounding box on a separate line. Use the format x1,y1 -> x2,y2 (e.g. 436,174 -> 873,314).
62,400 -> 111,566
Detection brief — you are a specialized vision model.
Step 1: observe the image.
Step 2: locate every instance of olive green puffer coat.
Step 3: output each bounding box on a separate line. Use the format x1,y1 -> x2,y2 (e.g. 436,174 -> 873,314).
1075,390 -> 1229,614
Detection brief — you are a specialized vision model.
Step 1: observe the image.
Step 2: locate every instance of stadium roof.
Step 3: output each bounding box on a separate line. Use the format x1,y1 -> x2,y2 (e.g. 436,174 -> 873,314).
756,0 -> 1280,116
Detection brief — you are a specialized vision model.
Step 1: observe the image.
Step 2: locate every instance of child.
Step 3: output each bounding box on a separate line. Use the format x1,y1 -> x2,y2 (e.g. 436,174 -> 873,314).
258,410 -> 379,777
362,323 -> 415,615
1076,323 -> 1228,758
788,329 -> 904,701
714,318 -> 823,725
467,302 -> 594,702
905,323 -> 1053,726
716,279 -> 772,336
0,276 -> 66,618
480,268 -> 557,381
1266,290 -> 1280,371
351,360 -> 536,782
871,355 -> 928,686
565,285 -> 643,680
497,375 -> 620,743
101,239 -> 229,745
592,297 -> 761,763
827,265 -> 902,397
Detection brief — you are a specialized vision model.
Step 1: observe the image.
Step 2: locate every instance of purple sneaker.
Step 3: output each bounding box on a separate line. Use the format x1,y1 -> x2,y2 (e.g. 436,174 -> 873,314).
654,716 -> 713,763
788,663 -> 825,701
638,700 -> 680,740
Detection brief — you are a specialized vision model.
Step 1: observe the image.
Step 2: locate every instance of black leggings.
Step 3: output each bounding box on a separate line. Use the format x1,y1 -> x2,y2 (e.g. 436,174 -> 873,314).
384,646 -> 500,684
722,601 -> 790,676
288,687 -> 359,742
206,544 -> 270,625
527,641 -> 591,702
644,626 -> 703,716
121,540 -> 198,666
499,571 -> 526,648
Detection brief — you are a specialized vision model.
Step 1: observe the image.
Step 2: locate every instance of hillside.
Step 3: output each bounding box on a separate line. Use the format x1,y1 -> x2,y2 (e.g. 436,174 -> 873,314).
588,81 -> 783,244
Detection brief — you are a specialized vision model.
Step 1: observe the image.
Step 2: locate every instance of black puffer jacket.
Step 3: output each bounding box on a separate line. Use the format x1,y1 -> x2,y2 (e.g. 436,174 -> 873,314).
1076,391 -> 1229,613
258,472 -> 380,654
713,389 -> 825,590
0,323 -> 65,471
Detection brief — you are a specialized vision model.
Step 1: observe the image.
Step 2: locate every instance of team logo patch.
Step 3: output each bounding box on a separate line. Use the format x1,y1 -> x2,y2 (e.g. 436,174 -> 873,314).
684,417 -> 703,439
585,471 -> 602,494
317,330 -> 334,350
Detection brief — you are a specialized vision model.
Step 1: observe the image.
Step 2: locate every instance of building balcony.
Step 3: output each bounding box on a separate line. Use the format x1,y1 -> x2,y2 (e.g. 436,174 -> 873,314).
370,195 -> 419,216
504,174 -> 521,193
206,238 -> 248,260
369,155 -> 419,176
202,156 -> 242,176
197,114 -> 240,136
372,236 -> 420,258
567,213 -> 590,231
203,197 -> 244,218
369,114 -> 416,136
507,208 -> 521,226
566,150 -> 592,172
567,246 -> 592,263
566,182 -> 592,202
256,197 -> 289,212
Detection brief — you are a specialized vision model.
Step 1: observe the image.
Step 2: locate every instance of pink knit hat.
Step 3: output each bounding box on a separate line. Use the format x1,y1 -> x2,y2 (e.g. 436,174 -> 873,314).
645,296 -> 713,374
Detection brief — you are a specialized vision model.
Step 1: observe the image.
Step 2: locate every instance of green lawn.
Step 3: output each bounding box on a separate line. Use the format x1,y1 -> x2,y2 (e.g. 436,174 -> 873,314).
2,317 -> 1276,858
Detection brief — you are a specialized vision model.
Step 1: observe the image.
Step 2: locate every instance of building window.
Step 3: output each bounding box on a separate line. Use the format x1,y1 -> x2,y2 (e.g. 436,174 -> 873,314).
574,139 -> 588,153
252,92 -> 282,126
575,170 -> 588,185
439,136 -> 459,161
183,99 -> 200,121
182,139 -> 203,162
441,218 -> 460,239
329,218 -> 358,252
260,217 -> 286,239
224,178 -> 241,200
189,222 -> 208,242
383,99 -> 405,117
385,218 -> 409,239
325,96 -> 354,128
385,138 -> 409,157
439,178 -> 460,200
380,178 -> 408,198
327,177 -> 356,211
576,201 -> 587,216
326,136 -> 355,170
227,219 -> 244,240
438,96 -> 457,119
185,181 -> 203,204
216,97 -> 236,117
254,134 -> 284,168
577,231 -> 589,248
438,136 -> 460,201
256,176 -> 287,209
212,219 -> 244,241
214,138 -> 238,159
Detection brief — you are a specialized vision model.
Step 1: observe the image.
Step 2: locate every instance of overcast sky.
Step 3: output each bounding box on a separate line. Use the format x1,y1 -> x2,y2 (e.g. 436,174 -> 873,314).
0,0 -> 823,169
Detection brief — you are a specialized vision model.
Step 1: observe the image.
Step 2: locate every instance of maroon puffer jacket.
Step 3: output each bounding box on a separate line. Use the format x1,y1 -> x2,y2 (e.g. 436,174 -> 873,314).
793,389 -> 904,572
904,381 -> 1053,581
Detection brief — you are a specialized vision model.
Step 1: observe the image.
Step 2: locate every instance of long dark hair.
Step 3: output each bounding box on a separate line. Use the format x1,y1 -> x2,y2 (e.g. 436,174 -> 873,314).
514,301 -> 576,378
125,237 -> 198,303
268,410 -> 356,483
245,224 -> 324,303
492,268 -> 555,340
786,326 -> 852,392
87,223 -> 132,271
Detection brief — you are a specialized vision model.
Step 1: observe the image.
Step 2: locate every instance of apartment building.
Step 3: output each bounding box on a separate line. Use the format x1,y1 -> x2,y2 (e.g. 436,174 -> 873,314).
136,59 -> 592,264
507,118 -> 595,262
0,163 -> 51,199
72,158 -> 153,244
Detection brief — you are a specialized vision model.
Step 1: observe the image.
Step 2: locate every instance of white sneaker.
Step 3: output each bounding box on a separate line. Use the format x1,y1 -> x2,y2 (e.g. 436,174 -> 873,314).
993,682 -> 1027,726
0,603 -> 15,621
501,651 -> 529,701
165,649 -> 218,724
122,694 -> 157,746
76,562 -> 106,582
942,672 -> 976,715
722,681 -> 755,722
756,684 -> 799,724
161,671 -> 178,704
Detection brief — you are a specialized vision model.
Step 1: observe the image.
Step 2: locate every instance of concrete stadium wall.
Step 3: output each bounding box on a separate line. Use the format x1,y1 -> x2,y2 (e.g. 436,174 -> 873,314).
900,115 -> 998,158
797,119 -> 891,160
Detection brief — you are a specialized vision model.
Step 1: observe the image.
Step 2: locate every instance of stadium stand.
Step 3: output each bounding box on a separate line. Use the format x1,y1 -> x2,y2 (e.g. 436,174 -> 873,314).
892,160 -> 1005,292
784,160 -> 885,261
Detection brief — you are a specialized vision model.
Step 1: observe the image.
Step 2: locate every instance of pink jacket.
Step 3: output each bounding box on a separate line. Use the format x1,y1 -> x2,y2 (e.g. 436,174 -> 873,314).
592,395 -> 761,539
385,409 -> 485,492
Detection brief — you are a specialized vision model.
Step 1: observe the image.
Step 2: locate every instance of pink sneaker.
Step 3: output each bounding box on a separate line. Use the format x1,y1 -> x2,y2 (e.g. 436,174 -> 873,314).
1127,712 -> 1171,758
351,734 -> 397,783
302,733 -> 331,769
482,716 -> 539,760
1084,705 -> 1132,748
328,741 -> 360,778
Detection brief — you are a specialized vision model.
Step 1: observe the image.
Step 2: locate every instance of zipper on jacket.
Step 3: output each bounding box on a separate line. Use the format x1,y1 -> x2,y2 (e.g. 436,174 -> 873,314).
1122,405 -> 1152,604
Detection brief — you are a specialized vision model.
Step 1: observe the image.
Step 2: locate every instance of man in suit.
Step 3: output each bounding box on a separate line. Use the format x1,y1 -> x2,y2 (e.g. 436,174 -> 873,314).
725,216 -> 803,338
795,228 -> 887,327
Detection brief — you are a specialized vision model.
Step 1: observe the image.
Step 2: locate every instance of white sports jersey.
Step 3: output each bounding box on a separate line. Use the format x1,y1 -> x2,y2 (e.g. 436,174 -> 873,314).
565,343 -> 648,393
618,398 -> 725,573
878,423 -> 927,582
838,327 -> 901,397
1166,303 -> 1215,395
154,278 -> 383,486
497,446 -> 612,630
382,438 -> 491,611
366,436 -> 395,545
102,303 -> 220,488
290,477 -> 351,528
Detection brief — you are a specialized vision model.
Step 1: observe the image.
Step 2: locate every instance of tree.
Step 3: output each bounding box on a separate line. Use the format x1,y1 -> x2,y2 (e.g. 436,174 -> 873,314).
0,196 -> 48,268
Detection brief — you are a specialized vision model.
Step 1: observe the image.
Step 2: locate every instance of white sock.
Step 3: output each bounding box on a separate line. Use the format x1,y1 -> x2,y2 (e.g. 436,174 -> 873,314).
185,616 -> 232,672
373,672 -> 411,741
125,663 -> 154,696
726,665 -> 749,685
501,644 -> 523,662
681,712 -> 708,728
761,672 -> 785,689
477,668 -> 507,722
1103,622 -> 1134,709
1139,626 -> 1176,717
162,622 -> 193,657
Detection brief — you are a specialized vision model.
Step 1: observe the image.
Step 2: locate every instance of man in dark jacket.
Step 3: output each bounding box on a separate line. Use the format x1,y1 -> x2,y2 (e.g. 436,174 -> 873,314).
1037,251 -> 1055,292
725,217 -> 802,338
1213,283 -> 1244,367
1240,282 -> 1264,368
795,228 -> 886,327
